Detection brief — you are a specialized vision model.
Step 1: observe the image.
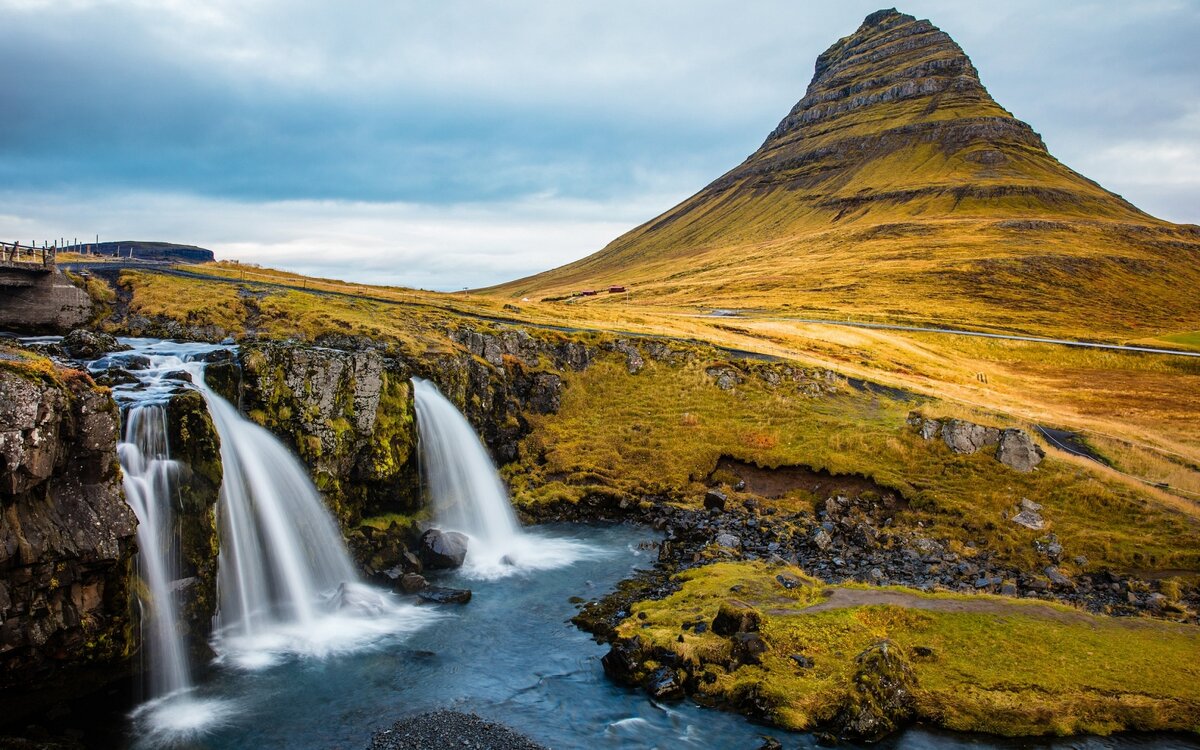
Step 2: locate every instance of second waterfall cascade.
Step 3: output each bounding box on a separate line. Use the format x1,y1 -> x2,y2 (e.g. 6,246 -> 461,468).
411,377 -> 594,578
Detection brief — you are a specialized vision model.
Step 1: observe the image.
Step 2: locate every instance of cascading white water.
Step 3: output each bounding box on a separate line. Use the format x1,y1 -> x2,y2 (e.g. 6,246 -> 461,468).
183,364 -> 435,670
200,388 -> 358,635
119,404 -> 192,700
90,338 -> 436,744
411,377 -> 594,578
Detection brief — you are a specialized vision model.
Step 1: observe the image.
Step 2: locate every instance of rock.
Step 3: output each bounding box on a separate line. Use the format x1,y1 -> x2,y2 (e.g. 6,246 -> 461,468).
600,636 -> 643,684
733,631 -> 769,665
644,666 -> 684,701
758,739 -> 783,750
1011,497 -> 1045,530
813,528 -> 833,551
941,419 -> 1000,454
418,586 -> 472,604
996,429 -> 1045,472
711,599 -> 762,636
0,362 -> 137,697
1043,566 -> 1075,590
60,329 -> 128,359
715,532 -> 741,550
1034,534 -> 1063,561
161,369 -> 193,383
704,489 -> 728,511
706,366 -> 742,391
368,710 -> 548,750
833,640 -> 917,742
398,573 -> 428,593
791,653 -> 815,669
525,372 -> 563,414
419,529 -> 469,569
919,419 -> 941,440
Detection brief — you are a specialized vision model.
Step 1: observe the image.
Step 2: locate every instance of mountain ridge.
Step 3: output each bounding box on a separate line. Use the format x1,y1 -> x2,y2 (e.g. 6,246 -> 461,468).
489,8 -> 1200,338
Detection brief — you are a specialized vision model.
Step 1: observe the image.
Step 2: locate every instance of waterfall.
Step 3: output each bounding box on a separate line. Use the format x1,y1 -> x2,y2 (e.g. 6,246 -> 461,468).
411,377 -> 594,578
200,388 -> 358,635
119,404 -> 192,699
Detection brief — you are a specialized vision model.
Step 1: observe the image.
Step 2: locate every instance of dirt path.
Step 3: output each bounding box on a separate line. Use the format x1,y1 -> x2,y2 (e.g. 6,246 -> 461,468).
776,587 -> 1171,629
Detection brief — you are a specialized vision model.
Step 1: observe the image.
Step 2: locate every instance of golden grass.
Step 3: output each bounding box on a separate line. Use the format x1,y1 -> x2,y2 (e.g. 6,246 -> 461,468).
619,561 -> 1200,736
511,352 -> 1200,573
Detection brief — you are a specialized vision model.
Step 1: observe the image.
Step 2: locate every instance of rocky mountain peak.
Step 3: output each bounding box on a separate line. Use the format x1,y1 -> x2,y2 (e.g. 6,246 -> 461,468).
769,8 -> 991,147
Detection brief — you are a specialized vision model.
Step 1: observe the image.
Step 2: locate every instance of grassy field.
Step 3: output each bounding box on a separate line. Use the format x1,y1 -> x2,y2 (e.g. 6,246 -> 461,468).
617,561 -> 1200,736
510,352 -> 1200,573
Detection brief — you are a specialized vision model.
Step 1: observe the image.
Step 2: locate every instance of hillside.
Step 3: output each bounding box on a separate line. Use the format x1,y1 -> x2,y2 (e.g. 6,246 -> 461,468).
490,8 -> 1200,339
65,240 -> 215,263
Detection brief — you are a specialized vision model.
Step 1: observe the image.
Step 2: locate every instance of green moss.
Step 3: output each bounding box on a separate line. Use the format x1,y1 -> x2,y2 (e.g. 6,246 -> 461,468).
617,561 -> 1200,736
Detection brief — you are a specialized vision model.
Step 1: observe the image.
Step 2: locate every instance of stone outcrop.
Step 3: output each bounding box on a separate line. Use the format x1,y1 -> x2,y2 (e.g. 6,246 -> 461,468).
833,640 -> 917,741
0,361 -> 136,694
909,413 -> 1043,471
164,389 -> 223,659
237,343 -> 418,529
996,428 -> 1045,472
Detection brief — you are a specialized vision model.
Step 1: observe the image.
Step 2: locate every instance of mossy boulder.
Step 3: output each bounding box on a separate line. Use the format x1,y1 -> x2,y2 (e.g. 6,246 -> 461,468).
833,640 -> 917,742
711,599 -> 762,636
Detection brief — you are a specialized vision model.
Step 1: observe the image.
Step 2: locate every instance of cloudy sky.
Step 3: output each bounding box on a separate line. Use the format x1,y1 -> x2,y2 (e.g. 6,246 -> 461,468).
2,1 -> 1197,289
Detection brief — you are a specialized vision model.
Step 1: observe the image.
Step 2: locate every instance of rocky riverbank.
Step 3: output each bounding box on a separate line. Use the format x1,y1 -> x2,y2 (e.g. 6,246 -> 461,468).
368,711 -> 547,750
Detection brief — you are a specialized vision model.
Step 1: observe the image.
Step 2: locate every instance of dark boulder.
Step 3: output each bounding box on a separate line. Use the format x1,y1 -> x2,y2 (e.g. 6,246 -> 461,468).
711,599 -> 762,636
704,489 -> 728,511
643,666 -> 684,701
60,329 -> 128,359
418,586 -> 471,604
600,636 -> 643,684
733,631 -> 769,665
399,573 -> 428,593
161,369 -> 193,383
419,529 -> 469,569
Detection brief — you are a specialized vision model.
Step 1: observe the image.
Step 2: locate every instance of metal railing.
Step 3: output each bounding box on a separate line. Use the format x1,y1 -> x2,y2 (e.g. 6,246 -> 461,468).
0,242 -> 55,268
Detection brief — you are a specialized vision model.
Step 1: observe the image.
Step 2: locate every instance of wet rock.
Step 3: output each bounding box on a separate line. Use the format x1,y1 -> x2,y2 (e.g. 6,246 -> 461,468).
941,419 -> 1000,455
601,636 -> 643,684
161,369 -> 193,383
704,489 -> 728,511
834,640 -> 917,742
60,328 -> 127,359
418,586 -> 472,604
419,529 -> 469,569
644,666 -> 684,701
758,739 -> 783,750
398,573 -> 428,593
711,599 -> 762,636
0,363 -> 136,694
996,428 -> 1045,472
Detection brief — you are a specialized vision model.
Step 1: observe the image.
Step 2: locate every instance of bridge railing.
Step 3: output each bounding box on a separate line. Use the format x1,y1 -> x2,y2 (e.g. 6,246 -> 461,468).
0,242 -> 55,267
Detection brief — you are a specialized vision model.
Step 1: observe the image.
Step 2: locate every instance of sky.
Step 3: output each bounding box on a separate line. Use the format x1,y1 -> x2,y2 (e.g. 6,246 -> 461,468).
1,1 -> 1198,290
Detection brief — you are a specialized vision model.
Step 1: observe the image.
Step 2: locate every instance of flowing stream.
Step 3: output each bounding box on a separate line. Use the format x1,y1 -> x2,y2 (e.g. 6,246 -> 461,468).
62,339 -> 1199,750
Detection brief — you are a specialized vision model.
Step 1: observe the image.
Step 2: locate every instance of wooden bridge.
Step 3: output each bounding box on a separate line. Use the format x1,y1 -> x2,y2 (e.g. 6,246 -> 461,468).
0,243 -> 56,285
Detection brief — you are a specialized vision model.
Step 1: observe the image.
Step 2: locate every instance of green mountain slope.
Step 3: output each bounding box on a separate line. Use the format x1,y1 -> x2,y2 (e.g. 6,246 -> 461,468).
490,8 -> 1200,339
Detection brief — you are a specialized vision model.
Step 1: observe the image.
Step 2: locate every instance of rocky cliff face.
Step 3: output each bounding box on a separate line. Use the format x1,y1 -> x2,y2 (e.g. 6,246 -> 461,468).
164,389 -> 223,660
0,360 -> 137,694
237,343 -> 420,529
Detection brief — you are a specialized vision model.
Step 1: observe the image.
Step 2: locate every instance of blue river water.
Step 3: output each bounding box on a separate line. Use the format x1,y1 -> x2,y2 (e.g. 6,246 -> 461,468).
119,523 -> 1197,750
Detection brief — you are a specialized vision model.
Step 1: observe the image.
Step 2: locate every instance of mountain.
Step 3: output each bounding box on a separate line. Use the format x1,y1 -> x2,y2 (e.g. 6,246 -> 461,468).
67,241 -> 215,263
490,9 -> 1200,338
